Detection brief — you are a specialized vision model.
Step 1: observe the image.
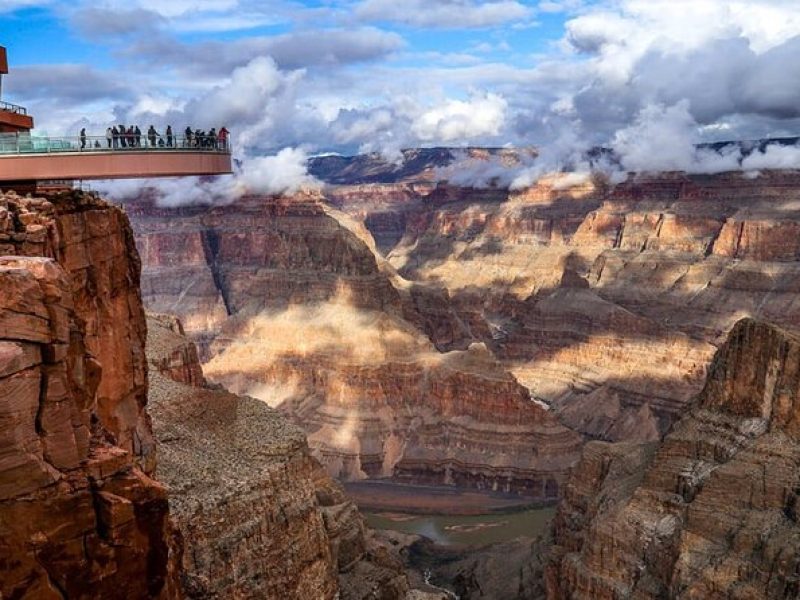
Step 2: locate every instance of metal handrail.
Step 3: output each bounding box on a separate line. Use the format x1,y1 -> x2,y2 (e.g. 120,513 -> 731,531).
0,133 -> 232,155
0,100 -> 27,115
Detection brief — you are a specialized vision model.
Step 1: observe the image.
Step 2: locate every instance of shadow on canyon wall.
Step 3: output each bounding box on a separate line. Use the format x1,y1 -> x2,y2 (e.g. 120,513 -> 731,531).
129,179 -> 800,452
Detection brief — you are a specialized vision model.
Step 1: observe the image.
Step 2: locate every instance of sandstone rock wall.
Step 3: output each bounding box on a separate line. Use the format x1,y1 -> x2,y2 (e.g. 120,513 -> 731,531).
0,256 -> 180,599
130,194 -> 404,360
199,295 -> 582,496
2,191 -> 153,470
325,184 -> 424,254
211,340 -> 582,496
126,171 -> 800,500
546,318 -> 800,599
146,313 -> 206,387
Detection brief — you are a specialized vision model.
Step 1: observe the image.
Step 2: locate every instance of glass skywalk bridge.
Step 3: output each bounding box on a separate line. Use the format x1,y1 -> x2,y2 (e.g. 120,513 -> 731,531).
0,133 -> 233,185
0,133 -> 229,155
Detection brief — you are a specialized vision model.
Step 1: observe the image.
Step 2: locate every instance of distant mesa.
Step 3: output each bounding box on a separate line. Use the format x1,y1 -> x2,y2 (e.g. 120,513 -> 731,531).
308,138 -> 800,188
308,147 -> 531,185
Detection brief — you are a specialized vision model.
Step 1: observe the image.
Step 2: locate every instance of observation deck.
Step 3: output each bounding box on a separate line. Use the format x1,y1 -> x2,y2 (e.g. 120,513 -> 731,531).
0,100 -> 33,132
0,45 -> 233,191
0,46 -> 34,133
0,134 -> 233,183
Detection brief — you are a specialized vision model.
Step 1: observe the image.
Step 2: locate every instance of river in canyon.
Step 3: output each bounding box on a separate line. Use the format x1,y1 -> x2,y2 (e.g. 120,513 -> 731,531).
364,508 -> 556,547
346,481 -> 556,546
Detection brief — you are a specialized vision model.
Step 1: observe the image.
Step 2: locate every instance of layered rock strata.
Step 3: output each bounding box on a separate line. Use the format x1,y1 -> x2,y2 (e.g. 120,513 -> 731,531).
1,190 -> 153,470
205,324 -> 581,496
128,169 -> 800,489
130,195 -> 581,497
146,314 -> 412,599
0,256 -> 180,599
547,318 -> 800,599
130,194 -> 404,360
146,313 -> 205,387
370,172 -> 800,440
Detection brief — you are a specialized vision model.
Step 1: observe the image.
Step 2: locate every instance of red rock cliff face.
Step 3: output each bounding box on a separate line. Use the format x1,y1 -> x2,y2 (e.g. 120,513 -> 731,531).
325,184 -> 429,254
2,191 -> 153,471
207,336 -> 582,497
0,254 -> 180,599
546,318 -> 800,600
126,170 -> 800,498
146,313 -> 206,387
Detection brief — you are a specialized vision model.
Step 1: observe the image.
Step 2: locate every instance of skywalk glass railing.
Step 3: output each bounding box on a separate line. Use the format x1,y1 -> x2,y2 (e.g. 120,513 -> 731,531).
0,132 -> 231,155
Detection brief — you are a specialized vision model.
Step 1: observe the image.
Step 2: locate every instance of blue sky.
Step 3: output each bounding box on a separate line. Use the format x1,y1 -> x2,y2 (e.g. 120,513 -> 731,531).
1,0 -> 800,164
1,2 -> 570,70
3,7 -> 108,67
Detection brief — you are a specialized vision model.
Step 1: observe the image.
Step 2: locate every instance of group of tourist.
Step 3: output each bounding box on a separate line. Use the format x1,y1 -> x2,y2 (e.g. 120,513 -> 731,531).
78,125 -> 230,150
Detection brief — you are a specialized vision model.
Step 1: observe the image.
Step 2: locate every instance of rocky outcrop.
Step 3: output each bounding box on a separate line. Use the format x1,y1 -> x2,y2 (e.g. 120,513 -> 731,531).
547,318 -> 800,599
312,467 -> 412,600
146,314 -> 412,600
409,534 -> 551,600
2,190 -> 153,471
206,324 -> 582,496
0,256 -> 180,599
146,313 -> 205,387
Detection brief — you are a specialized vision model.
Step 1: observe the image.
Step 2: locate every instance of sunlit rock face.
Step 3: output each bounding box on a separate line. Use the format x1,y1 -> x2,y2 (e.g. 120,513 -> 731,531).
129,194 -> 404,359
129,193 -> 582,498
146,314 -> 411,600
0,193 -> 181,598
330,170 -> 800,441
203,308 -> 581,495
546,319 -> 800,600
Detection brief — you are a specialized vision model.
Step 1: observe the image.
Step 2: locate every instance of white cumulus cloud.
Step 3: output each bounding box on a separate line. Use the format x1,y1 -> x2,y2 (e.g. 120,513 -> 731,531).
411,93 -> 507,142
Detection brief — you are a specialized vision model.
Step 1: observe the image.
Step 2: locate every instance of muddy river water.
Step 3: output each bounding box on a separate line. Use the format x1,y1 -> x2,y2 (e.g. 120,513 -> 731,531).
364,507 -> 556,547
